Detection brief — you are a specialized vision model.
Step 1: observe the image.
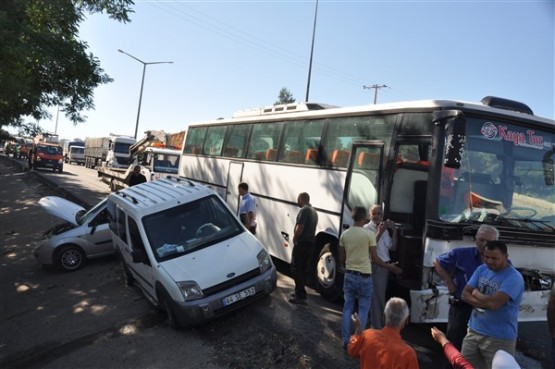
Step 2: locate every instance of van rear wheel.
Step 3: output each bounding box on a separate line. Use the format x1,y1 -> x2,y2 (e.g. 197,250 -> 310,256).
119,257 -> 134,286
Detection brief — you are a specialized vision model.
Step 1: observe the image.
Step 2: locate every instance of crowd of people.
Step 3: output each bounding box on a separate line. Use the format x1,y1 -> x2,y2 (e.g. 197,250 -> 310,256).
235,186 -> 553,369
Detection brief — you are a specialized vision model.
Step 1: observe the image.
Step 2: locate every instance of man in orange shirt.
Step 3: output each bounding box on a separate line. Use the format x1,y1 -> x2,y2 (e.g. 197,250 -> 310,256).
347,297 -> 419,369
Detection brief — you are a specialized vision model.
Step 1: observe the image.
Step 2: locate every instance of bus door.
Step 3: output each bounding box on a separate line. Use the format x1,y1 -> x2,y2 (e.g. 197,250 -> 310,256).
343,142 -> 385,219
226,161 -> 244,214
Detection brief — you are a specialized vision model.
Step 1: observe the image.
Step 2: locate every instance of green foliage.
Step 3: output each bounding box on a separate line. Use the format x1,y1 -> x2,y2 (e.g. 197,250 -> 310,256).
0,0 -> 134,130
275,87 -> 295,105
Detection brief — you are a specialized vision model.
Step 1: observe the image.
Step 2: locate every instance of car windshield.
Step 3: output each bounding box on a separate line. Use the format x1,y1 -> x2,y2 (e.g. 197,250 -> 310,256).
78,198 -> 108,226
142,195 -> 243,262
153,154 -> 179,174
438,116 -> 555,232
37,145 -> 62,155
114,142 -> 132,154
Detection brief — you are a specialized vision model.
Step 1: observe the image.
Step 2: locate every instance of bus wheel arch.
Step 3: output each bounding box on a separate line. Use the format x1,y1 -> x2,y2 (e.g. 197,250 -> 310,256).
314,234 -> 343,302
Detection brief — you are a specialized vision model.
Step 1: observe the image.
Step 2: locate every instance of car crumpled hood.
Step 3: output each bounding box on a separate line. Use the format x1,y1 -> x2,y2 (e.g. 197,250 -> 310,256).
38,196 -> 85,226
159,233 -> 261,289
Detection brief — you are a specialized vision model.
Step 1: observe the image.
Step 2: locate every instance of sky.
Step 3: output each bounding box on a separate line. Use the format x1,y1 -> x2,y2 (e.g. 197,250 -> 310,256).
28,0 -> 555,141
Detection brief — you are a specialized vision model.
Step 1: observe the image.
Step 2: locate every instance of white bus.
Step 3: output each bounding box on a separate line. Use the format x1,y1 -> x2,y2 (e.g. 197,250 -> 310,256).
178,97 -> 555,323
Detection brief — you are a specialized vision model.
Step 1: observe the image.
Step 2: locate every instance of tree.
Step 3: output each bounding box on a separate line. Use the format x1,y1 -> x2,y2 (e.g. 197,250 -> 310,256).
0,0 -> 135,133
275,87 -> 295,105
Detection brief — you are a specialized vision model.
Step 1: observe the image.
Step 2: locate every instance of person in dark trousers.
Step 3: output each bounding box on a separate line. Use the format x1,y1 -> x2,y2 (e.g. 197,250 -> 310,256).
125,165 -> 147,187
433,225 -> 499,353
289,192 -> 318,304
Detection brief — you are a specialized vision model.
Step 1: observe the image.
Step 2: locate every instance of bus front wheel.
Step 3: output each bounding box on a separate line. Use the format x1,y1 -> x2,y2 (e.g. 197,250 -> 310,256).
316,243 -> 343,302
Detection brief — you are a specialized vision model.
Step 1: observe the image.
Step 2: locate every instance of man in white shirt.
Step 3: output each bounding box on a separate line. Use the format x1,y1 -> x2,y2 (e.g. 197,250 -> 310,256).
238,182 -> 257,234
364,204 -> 402,329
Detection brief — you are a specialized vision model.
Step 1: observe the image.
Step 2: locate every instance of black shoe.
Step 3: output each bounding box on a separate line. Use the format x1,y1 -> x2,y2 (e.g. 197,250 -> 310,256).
289,292 -> 307,299
288,296 -> 308,304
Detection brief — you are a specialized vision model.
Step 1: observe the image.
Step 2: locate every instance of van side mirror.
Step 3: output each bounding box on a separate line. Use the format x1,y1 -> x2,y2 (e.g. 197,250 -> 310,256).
433,110 -> 466,169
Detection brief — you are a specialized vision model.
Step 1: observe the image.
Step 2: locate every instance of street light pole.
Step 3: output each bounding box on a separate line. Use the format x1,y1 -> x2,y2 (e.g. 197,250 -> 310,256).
118,49 -> 173,139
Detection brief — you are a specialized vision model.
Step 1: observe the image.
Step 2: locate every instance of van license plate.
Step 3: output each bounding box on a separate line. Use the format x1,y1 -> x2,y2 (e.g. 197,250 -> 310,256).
222,286 -> 256,306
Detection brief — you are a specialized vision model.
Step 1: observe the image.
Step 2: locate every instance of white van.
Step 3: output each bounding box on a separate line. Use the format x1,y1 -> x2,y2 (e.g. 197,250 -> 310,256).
107,177 -> 277,329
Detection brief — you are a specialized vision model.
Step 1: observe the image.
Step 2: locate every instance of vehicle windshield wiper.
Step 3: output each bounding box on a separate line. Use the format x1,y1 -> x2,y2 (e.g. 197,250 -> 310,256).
493,216 -> 555,232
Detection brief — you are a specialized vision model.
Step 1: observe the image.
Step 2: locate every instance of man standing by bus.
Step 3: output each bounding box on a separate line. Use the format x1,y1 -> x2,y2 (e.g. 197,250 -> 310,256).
340,206 -> 376,348
363,204 -> 402,329
433,224 -> 499,352
461,240 -> 524,368
289,192 -> 318,305
238,182 -> 257,234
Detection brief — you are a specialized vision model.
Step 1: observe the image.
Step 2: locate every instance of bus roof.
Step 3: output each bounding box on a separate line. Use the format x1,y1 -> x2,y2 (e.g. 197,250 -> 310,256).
191,98 -> 555,128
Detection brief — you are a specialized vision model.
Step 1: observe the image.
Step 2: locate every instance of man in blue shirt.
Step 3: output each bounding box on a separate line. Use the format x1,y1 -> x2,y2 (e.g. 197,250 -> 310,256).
433,225 -> 499,351
461,240 -> 524,369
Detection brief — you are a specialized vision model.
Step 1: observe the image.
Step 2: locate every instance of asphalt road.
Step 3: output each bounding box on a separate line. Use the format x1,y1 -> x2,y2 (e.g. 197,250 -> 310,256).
1,154 -> 551,369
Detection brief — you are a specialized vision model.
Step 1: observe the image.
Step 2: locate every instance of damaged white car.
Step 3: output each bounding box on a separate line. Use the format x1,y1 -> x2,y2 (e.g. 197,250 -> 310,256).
34,197 -> 113,271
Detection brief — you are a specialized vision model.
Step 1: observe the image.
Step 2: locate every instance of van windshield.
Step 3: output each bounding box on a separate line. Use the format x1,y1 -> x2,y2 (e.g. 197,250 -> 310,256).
142,195 -> 243,262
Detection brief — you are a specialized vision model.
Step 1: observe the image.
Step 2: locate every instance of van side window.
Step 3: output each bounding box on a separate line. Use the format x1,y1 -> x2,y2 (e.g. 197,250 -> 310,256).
128,217 -> 144,249
94,208 -> 109,225
116,207 -> 128,243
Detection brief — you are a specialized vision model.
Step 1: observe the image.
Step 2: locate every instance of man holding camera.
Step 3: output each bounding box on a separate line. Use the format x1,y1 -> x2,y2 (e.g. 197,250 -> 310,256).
363,204 -> 402,329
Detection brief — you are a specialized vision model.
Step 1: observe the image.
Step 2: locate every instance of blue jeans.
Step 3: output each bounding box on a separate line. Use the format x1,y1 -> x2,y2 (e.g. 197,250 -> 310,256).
342,272 -> 373,346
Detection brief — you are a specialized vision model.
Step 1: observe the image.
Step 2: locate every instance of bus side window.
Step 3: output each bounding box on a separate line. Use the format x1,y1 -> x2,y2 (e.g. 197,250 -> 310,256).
331,149 -> 350,167
305,148 -> 318,164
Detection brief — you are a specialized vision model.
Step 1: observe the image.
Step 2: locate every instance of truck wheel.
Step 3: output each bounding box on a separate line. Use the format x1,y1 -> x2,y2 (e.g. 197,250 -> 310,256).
316,243 -> 343,302
110,179 -> 117,192
55,245 -> 86,272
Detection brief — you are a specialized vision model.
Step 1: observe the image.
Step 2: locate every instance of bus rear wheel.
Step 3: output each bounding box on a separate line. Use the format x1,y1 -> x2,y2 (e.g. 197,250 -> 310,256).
316,243 -> 343,302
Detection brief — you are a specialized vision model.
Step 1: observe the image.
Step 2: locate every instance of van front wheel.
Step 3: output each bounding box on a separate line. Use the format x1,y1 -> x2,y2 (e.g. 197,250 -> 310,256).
159,292 -> 181,330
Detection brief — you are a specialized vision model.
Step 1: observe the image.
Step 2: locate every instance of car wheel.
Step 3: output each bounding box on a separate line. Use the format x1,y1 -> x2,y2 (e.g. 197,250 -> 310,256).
159,292 -> 181,330
56,245 -> 86,272
316,243 -> 343,302
120,257 -> 134,286
58,166 -> 63,173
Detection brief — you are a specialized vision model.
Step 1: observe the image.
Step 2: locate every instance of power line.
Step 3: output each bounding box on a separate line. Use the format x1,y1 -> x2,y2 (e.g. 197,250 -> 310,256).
363,84 -> 388,104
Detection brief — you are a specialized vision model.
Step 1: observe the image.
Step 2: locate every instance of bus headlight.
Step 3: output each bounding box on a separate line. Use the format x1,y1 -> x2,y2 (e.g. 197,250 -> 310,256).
257,249 -> 272,274
176,281 -> 203,301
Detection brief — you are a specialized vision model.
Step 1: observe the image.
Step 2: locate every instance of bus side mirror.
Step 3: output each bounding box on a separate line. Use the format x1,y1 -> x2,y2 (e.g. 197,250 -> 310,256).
543,157 -> 554,186
433,110 -> 466,169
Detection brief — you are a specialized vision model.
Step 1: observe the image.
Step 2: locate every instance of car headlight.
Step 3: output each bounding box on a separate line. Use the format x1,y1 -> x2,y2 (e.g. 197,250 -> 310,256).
257,249 -> 272,274
58,159 -> 63,164
176,281 -> 203,301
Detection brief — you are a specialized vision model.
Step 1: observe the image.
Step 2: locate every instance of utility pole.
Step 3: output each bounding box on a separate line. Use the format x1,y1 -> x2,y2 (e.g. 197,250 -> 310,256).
363,84 -> 388,104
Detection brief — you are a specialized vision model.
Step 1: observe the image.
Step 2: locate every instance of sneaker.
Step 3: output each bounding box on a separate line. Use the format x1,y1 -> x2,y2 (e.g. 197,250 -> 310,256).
288,296 -> 308,304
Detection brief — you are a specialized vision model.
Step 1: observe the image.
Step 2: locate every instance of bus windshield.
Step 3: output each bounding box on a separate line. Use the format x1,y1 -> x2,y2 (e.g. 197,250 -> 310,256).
439,116 -> 555,232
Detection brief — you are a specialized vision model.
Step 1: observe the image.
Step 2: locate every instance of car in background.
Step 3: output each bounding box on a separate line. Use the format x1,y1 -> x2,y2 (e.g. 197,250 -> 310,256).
34,197 -> 113,271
